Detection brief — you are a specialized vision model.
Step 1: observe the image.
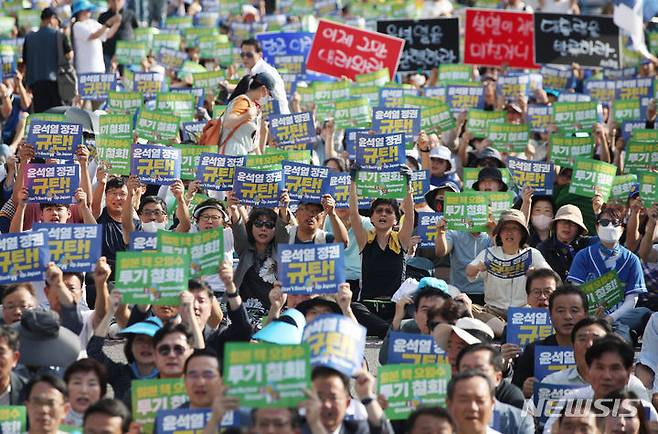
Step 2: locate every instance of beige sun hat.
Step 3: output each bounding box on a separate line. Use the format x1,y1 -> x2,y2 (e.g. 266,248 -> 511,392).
551,204 -> 588,234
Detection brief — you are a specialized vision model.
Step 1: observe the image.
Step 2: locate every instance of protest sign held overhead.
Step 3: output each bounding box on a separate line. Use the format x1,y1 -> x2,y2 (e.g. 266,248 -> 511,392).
0,231 -> 49,284
131,144 -> 182,186
232,167 -> 283,207
32,224 -> 102,273
282,161 -> 329,202
306,19 -> 405,81
278,243 -> 345,294
24,164 -> 79,204
376,18 -> 459,71
157,229 -> 224,278
27,120 -> 82,161
115,252 -> 190,305
196,153 -> 246,191
355,133 -> 405,170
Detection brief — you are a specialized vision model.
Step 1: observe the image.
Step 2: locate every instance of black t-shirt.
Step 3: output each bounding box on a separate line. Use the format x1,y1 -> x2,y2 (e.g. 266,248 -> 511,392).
511,334 -> 559,390
97,8 -> 138,57
97,208 -> 127,274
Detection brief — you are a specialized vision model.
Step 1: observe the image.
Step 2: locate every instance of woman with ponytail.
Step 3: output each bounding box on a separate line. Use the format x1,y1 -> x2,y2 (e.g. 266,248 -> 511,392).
217,72 -> 275,155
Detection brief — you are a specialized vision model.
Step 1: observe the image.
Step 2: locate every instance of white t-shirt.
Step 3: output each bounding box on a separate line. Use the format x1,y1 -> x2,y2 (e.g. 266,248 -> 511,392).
73,19 -> 107,74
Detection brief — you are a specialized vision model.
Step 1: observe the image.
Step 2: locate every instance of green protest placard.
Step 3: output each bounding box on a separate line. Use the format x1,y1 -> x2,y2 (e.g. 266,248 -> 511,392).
115,41 -> 148,65
174,144 -> 206,180
483,191 -> 515,220
164,15 -> 192,30
356,170 -> 407,200
115,251 -> 189,305
135,110 -> 180,142
152,33 -> 181,52
17,10 -> 40,29
439,64 -> 471,83
134,27 -> 158,46
624,141 -> 658,174
224,343 -> 311,408
444,191 -> 488,232
0,405 -> 26,434
640,171 -> 658,204
182,26 -> 217,46
631,128 -> 658,142
351,84 -> 380,106
155,92 -> 195,122
96,136 -> 132,176
0,17 -> 15,37
192,70 -> 224,91
355,68 -> 389,86
247,151 -> 287,171
650,32 -> 658,55
99,113 -> 132,139
107,91 -> 143,113
401,95 -> 442,108
552,101 -> 600,131
613,99 -> 641,123
333,97 -> 370,129
580,271 -> 624,315
486,123 -> 530,153
569,158 -> 617,200
466,110 -> 505,137
157,228 -> 223,278
198,35 -> 230,61
549,135 -> 594,167
420,103 -> 455,134
131,378 -> 187,434
463,167 -> 511,190
25,112 -> 66,132
610,174 -> 638,202
378,363 -> 451,420
313,81 -> 351,104
285,149 -> 312,164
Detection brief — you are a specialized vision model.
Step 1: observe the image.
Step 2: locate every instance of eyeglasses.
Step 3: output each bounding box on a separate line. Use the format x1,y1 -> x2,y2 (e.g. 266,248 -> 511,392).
157,344 -> 187,356
530,288 -> 553,298
240,51 -> 255,59
4,303 -> 32,311
597,218 -> 622,227
253,220 -> 275,229
185,370 -> 219,381
198,215 -> 223,223
142,210 -> 166,217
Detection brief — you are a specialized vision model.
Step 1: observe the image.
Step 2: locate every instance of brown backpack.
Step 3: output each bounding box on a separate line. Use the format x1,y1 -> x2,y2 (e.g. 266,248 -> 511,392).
198,95 -> 252,153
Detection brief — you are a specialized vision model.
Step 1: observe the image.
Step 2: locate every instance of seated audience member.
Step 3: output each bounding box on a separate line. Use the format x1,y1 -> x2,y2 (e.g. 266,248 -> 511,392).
432,317 -> 494,373
82,399 -> 132,434
180,348 -> 222,409
511,284 -> 588,398
1,283 -> 37,324
25,373 -> 70,434
537,205 -> 593,281
567,205 -> 651,341
465,209 -> 551,337
596,390 -> 650,434
552,401 -> 601,434
635,311 -> 658,408
524,268 -> 561,309
63,358 -> 108,427
446,371 -> 501,434
152,323 -> 195,379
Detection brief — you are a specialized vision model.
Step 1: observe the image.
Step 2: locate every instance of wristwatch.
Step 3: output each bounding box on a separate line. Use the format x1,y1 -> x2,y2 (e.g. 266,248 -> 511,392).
360,396 -> 376,406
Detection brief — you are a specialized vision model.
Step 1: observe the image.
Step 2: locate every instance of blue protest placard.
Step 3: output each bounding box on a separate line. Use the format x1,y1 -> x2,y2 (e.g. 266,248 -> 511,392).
355,132 -> 405,170
0,231 -> 50,284
77,73 -> 116,101
278,243 -> 345,294
344,128 -> 369,160
302,314 -> 367,377
128,231 -> 158,252
379,87 -> 420,108
416,212 -> 441,248
232,167 -> 283,207
27,120 -> 82,161
24,164 -> 79,204
155,408 -> 236,434
321,173 -> 351,209
132,72 -> 166,97
615,77 -> 653,100
526,104 -> 553,133
171,87 -> 205,108
484,249 -> 532,279
534,383 -> 581,428
181,121 -> 206,142
196,153 -> 246,191
507,157 -> 555,195
621,120 -> 645,142
282,161 -> 329,202
32,224 -> 102,272
131,144 -> 181,185
446,85 -> 484,112
410,170 -> 430,204
269,112 -> 315,146
371,108 -> 420,145
387,331 -> 448,365
256,31 -> 314,65
506,307 -> 553,350
534,346 -> 576,382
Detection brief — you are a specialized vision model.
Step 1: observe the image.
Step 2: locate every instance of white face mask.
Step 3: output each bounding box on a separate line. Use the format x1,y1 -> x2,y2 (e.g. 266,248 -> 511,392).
531,214 -> 552,231
597,225 -> 622,243
142,221 -> 167,233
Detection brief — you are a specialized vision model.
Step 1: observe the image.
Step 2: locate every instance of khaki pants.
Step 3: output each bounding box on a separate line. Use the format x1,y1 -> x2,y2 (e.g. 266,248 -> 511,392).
472,304 -> 507,338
